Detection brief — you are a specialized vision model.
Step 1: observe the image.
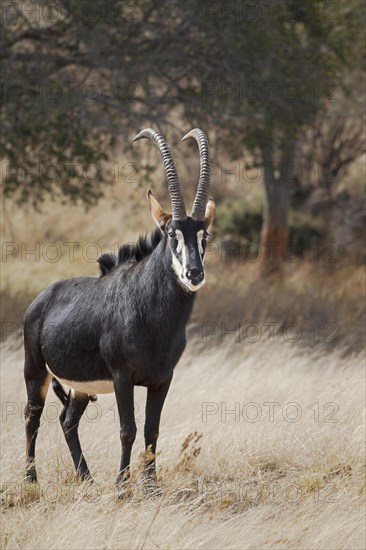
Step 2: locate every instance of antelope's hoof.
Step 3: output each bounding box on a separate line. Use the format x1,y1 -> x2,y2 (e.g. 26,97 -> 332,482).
25,469 -> 37,483
78,471 -> 94,483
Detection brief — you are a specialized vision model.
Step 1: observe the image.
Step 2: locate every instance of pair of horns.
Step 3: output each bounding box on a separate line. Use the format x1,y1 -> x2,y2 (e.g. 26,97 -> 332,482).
133,128 -> 210,221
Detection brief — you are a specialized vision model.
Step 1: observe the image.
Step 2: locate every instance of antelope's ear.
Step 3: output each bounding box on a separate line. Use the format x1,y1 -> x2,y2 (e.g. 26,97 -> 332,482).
204,198 -> 215,230
148,190 -> 172,229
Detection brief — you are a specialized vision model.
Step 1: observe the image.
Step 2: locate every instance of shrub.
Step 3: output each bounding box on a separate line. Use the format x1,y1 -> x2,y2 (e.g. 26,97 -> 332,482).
214,199 -> 325,256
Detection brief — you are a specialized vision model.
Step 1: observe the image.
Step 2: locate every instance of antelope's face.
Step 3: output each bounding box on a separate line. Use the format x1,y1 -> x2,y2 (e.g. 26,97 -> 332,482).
148,191 -> 215,293
167,218 -> 208,291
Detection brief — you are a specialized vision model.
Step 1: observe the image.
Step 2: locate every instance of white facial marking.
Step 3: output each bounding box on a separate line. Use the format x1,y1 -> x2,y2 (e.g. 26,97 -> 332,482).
175,229 -> 184,254
171,251 -> 183,280
170,229 -> 206,292
197,229 -> 205,260
171,229 -> 185,282
184,279 -> 206,291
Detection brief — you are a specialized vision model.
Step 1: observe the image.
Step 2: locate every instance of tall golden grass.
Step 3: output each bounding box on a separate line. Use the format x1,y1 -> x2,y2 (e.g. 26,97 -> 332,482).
1,340 -> 365,549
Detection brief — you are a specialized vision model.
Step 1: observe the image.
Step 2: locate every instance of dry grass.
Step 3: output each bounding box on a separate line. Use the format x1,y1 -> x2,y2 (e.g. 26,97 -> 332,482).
1,339 -> 365,549
192,257 -> 365,354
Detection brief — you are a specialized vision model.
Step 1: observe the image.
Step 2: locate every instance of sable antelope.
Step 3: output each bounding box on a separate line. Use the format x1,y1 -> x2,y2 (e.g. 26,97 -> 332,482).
23,128 -> 215,491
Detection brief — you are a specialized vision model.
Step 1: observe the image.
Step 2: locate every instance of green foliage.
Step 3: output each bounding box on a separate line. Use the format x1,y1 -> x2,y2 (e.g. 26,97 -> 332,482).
1,104 -> 112,206
1,0 -> 364,207
185,0 -> 365,158
288,210 -> 324,252
214,199 -> 263,245
215,198 -> 324,254
0,0 -> 155,206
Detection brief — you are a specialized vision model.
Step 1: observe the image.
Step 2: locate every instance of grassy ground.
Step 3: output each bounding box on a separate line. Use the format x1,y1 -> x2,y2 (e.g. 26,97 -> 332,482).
1,339 -> 365,549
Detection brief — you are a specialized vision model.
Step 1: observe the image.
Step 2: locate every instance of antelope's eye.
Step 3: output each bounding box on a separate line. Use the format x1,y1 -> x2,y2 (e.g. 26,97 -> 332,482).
168,230 -> 175,239
203,231 -> 210,239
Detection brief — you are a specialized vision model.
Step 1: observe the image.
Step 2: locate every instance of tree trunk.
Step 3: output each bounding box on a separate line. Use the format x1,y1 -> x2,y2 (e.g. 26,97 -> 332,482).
259,142 -> 294,276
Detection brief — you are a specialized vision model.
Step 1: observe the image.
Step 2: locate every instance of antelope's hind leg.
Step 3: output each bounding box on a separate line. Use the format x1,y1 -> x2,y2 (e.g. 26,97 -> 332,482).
59,391 -> 92,481
24,366 -> 51,483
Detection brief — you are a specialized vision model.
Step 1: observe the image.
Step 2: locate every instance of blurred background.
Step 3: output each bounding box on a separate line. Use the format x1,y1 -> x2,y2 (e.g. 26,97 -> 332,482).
1,0 -> 365,352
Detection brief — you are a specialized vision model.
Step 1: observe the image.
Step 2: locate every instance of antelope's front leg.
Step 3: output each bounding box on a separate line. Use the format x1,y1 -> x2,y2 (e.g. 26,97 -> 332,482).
113,374 -> 136,489
144,376 -> 172,487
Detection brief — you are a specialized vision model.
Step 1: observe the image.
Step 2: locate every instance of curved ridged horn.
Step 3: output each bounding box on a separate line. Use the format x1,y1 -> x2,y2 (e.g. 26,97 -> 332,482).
133,128 -> 187,220
182,128 -> 210,221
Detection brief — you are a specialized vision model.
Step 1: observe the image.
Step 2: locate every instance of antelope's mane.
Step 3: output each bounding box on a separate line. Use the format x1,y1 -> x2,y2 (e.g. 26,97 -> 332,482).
97,228 -> 163,277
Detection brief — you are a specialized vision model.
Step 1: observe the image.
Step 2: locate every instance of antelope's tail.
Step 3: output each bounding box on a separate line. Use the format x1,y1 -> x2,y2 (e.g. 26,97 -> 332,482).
52,377 -> 97,403
52,377 -> 69,405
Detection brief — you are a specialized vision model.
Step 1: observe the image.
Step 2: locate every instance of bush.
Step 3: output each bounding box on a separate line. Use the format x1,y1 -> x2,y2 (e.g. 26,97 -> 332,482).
214,199 -> 262,246
214,199 -> 325,256
288,211 -> 325,255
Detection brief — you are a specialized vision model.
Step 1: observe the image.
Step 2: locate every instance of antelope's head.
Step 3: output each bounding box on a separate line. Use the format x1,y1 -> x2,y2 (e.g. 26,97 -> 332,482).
133,128 -> 215,292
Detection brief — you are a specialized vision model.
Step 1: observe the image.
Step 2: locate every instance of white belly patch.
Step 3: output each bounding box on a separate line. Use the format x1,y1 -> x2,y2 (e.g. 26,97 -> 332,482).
46,366 -> 114,395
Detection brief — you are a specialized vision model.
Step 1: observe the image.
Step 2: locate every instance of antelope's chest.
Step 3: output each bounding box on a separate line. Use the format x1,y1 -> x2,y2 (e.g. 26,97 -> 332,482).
126,329 -> 187,386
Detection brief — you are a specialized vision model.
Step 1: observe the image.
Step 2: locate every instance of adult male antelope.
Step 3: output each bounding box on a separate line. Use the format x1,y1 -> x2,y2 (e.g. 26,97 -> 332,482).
23,128 -> 215,491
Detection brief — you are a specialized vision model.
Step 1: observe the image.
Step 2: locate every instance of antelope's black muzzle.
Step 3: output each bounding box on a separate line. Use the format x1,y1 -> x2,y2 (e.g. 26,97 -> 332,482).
186,268 -> 204,286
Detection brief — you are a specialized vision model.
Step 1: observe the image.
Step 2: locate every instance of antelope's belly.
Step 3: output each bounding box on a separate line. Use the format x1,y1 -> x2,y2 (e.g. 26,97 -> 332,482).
46,365 -> 114,394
